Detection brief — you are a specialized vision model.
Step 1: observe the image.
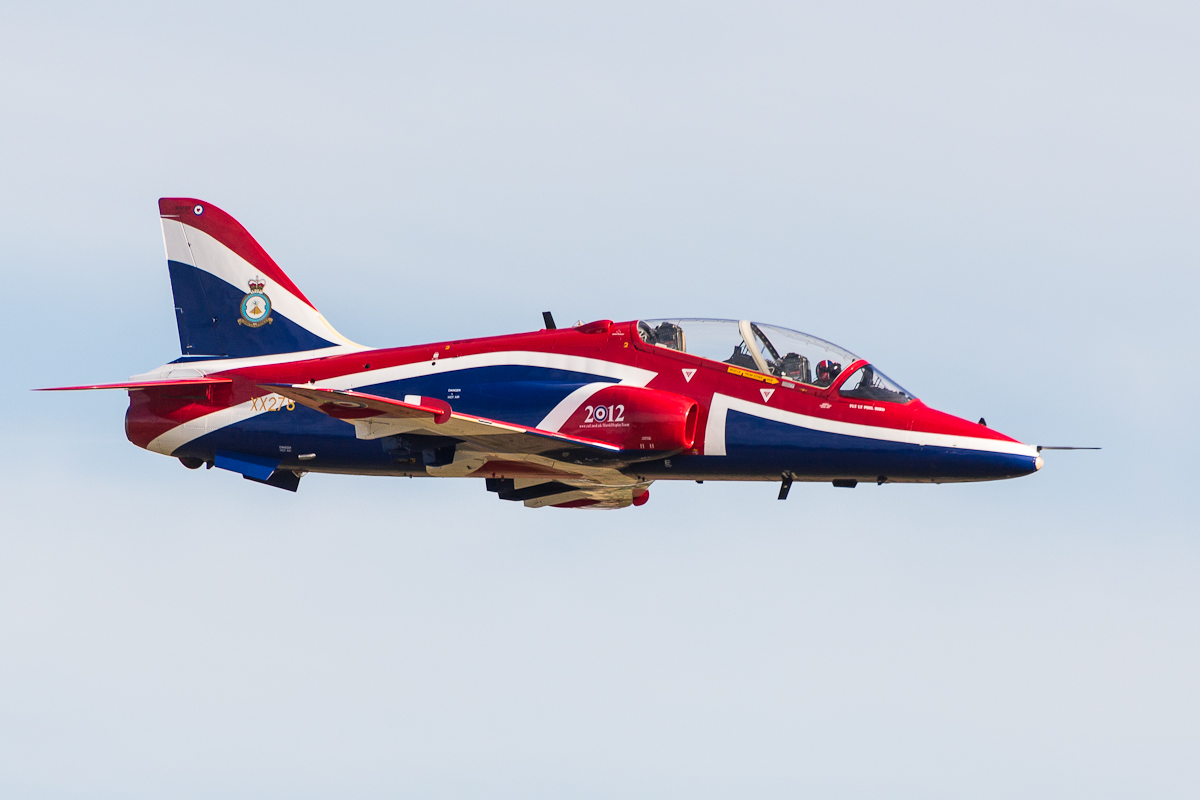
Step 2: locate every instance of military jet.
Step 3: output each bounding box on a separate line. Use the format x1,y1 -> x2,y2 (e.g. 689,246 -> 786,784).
44,198 -> 1073,509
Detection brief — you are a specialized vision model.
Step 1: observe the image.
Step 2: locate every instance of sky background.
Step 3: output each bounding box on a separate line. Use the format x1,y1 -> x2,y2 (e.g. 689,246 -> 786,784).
2,1 -> 1198,797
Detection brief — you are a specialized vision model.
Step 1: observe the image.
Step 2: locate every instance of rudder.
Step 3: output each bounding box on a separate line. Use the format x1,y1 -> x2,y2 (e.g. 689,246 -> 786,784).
159,198 -> 356,359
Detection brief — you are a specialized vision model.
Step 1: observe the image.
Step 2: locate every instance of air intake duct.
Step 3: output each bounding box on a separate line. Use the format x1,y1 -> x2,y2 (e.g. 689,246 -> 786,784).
558,385 -> 699,453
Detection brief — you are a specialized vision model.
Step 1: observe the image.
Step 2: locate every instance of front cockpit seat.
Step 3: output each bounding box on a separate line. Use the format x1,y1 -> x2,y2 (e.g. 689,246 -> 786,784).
724,344 -> 758,369
778,352 -> 811,384
639,321 -> 687,352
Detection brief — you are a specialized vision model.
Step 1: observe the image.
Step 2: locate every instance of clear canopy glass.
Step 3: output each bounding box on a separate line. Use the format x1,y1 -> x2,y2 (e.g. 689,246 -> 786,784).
638,319 -> 856,386
637,318 -> 915,402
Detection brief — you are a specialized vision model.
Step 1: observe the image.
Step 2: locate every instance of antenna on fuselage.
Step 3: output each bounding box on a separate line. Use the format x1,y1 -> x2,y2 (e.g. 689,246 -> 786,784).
542,311 -> 557,330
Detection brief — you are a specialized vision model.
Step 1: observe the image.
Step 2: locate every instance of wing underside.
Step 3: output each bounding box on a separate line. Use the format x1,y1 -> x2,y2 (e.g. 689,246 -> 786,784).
264,384 -> 652,508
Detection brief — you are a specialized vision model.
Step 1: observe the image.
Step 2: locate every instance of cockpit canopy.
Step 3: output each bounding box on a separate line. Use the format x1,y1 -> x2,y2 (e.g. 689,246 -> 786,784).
638,318 -> 914,404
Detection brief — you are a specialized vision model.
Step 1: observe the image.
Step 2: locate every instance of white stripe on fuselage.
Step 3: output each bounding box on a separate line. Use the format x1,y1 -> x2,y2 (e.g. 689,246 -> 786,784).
146,398 -> 268,456
309,351 -> 656,392
145,351 -> 657,455
703,393 -> 1037,458
536,382 -> 625,432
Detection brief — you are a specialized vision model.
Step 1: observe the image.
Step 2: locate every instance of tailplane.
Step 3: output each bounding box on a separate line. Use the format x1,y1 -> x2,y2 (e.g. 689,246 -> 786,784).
160,198 -> 356,359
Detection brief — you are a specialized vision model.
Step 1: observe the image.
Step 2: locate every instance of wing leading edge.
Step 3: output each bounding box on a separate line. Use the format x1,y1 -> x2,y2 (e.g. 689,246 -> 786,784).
262,384 -> 653,507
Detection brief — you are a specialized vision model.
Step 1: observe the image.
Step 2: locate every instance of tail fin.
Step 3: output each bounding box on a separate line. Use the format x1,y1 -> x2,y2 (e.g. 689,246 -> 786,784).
159,198 -> 357,359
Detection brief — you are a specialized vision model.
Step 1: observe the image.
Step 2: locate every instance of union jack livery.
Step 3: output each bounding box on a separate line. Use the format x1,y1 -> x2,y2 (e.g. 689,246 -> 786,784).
44,198 -> 1054,509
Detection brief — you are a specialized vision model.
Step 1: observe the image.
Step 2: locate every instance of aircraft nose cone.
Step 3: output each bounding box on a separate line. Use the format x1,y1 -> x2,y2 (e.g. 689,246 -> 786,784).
908,403 -> 1041,481
973,421 -> 1041,477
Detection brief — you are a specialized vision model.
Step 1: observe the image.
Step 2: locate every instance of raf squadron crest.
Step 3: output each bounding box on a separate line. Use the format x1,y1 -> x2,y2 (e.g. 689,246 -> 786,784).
238,278 -> 273,327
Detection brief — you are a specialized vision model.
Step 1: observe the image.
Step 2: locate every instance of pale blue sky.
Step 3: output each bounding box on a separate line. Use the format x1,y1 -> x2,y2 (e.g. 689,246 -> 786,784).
2,1 -> 1198,797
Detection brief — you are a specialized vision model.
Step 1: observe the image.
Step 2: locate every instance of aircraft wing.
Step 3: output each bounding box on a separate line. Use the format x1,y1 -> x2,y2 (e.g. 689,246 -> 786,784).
262,384 -> 651,496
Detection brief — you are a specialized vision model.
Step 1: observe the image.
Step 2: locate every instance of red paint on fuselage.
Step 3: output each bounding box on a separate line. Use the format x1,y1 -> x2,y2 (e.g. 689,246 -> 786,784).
124,320 -> 1021,454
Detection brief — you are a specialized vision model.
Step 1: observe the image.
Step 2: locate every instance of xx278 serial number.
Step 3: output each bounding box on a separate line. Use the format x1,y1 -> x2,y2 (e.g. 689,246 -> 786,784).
250,395 -> 296,412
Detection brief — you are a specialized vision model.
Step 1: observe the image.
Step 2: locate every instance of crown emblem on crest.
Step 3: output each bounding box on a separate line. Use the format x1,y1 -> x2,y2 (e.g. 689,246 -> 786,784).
238,276 -> 274,328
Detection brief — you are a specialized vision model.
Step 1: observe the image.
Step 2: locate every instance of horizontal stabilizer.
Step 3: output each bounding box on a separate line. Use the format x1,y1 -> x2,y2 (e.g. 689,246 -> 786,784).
37,378 -> 233,391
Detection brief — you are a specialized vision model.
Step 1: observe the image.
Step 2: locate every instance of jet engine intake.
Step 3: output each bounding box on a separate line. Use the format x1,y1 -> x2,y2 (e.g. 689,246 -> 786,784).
558,385 -> 698,453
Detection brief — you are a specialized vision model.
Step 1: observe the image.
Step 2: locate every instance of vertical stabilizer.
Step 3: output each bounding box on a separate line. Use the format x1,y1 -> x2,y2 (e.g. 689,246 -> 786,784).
160,198 -> 356,359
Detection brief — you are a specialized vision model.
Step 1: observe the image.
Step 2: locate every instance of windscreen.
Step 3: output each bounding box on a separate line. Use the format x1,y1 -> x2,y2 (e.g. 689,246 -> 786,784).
837,364 -> 914,404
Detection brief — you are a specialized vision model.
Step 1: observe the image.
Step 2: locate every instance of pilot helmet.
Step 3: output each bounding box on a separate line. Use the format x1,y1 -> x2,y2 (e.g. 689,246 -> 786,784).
816,360 -> 842,382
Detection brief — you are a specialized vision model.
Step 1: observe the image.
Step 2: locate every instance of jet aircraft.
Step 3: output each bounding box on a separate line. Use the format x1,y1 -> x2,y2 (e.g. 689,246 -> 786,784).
44,198 -> 1061,509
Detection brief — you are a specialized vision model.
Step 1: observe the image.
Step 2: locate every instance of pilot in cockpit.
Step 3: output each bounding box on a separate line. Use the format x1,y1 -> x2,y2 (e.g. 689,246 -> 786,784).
814,359 -> 842,387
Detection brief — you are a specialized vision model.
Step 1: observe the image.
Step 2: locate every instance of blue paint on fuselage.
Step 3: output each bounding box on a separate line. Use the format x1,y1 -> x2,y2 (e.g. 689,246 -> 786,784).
178,404 -> 380,470
357,366 -> 611,428
176,365 -> 616,469
172,367 -> 1034,482
643,410 -> 1037,481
